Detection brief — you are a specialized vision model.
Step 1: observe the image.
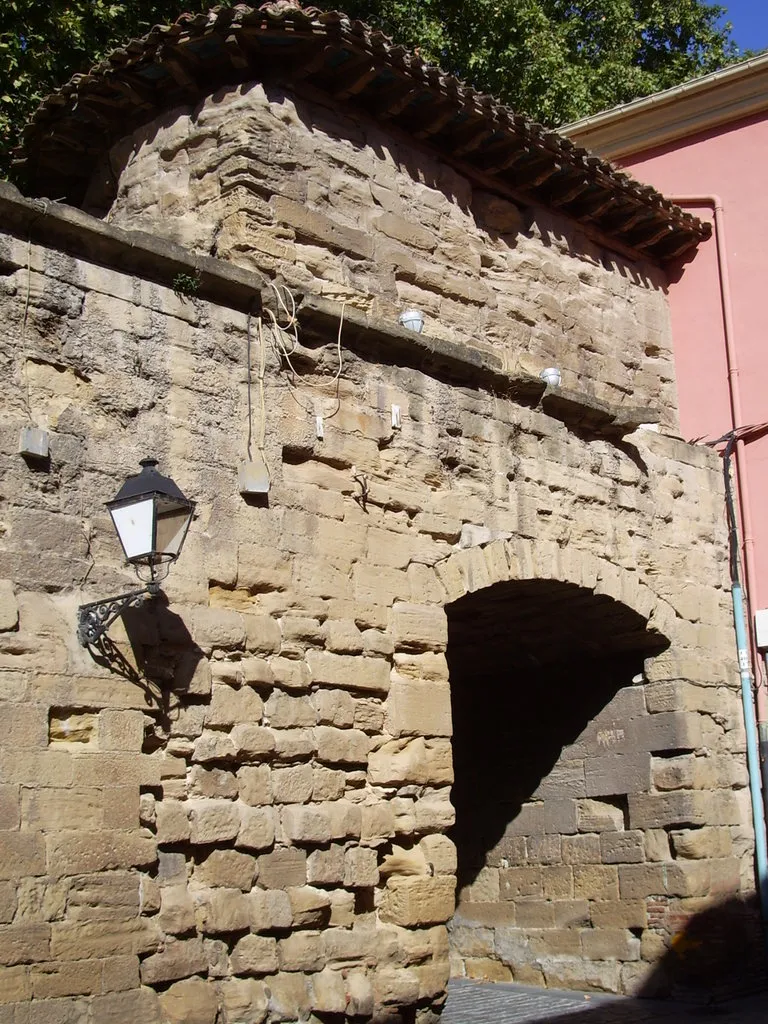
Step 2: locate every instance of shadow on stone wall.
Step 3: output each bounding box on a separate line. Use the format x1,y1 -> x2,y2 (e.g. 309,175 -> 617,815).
86,591 -> 205,734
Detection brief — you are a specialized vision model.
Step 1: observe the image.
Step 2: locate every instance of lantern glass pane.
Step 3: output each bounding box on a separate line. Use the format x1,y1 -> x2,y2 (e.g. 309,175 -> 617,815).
110,498 -> 155,561
155,500 -> 192,559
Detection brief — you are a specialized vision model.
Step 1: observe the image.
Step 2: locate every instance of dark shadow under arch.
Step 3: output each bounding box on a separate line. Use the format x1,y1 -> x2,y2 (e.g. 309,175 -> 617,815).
445,577 -> 669,893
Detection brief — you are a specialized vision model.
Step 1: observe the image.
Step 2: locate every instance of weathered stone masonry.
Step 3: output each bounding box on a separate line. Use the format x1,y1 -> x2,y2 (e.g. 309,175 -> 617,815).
0,5 -> 757,1022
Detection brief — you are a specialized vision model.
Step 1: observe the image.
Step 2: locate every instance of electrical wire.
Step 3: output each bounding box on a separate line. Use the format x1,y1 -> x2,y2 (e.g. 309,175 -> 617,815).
264,282 -> 345,419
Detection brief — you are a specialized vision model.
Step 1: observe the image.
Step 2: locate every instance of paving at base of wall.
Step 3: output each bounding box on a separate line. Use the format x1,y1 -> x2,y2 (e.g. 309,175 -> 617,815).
443,980 -> 768,1024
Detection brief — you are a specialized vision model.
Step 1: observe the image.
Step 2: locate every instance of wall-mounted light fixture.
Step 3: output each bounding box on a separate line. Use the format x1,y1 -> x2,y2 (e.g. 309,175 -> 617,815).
399,309 -> 425,333
539,367 -> 562,388
77,459 -> 195,647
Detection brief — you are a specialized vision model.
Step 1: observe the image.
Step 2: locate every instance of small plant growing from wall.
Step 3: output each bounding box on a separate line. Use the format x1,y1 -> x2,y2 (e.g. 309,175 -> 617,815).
172,270 -> 202,299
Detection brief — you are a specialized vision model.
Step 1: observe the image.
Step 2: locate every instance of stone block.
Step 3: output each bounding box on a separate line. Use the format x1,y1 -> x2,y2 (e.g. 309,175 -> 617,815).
249,889 -> 292,933
50,918 -> 159,960
499,868 -> 540,901
573,865 -> 619,901
315,726 -> 370,765
307,651 -> 391,694
541,958 -> 621,994
158,977 -> 218,1024
257,849 -> 307,889
191,607 -> 246,651
22,788 -> 102,832
287,886 -> 332,928
264,969 -> 312,1022
140,939 -> 207,984
663,861 -> 711,897
272,764 -> 313,804
196,889 -> 251,934
270,657 -> 312,693
361,802 -> 396,846
344,846 -> 379,888
670,826 -> 732,860
217,977 -> 268,1024
268,692 -> 319,733
390,603 -> 448,652
385,678 -> 452,737
282,804 -> 332,845
98,709 -> 145,751
368,736 -> 453,786
236,806 -> 275,852
188,766 -> 238,800
158,886 -> 196,936
0,580 -> 19,631
328,800 -> 363,840
312,688 -> 355,728
600,831 -> 645,864
505,800 -> 577,836
373,965 -> 421,1006
629,791 -> 739,829
531,762 -> 586,800
581,928 -> 640,961
195,849 -> 257,891
230,724 -> 276,760
156,801 -> 191,844
307,845 -> 345,885
90,987 -> 162,1024
205,685 -> 264,727
273,728 -> 315,761
312,767 -> 345,801
238,766 -> 272,806
577,799 -> 625,833
241,657 -> 274,687
420,834 -> 457,876
414,790 -> 455,832
231,934 -> 278,976
45,830 -> 155,876
242,614 -> 282,655
273,196 -> 374,259
278,930 -> 324,971
590,900 -> 647,929
584,754 -> 651,797
379,877 -> 455,927
311,967 -> 347,1013
187,800 -> 240,844
634,711 -> 703,753
0,923 -> 50,966
618,864 -> 665,900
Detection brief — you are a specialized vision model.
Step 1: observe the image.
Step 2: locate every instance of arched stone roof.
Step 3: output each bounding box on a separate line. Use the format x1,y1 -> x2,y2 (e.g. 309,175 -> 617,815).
16,2 -> 709,265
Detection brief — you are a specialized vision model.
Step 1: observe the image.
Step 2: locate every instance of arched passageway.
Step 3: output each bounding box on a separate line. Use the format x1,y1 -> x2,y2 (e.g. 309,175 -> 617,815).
446,577 -> 669,989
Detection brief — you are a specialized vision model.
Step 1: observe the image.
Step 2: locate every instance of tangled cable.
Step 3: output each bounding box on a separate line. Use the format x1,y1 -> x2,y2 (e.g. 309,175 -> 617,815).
245,282 -> 346,464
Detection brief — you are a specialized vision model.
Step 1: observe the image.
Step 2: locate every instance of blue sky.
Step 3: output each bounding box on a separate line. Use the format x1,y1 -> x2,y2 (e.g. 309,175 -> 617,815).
718,2 -> 768,55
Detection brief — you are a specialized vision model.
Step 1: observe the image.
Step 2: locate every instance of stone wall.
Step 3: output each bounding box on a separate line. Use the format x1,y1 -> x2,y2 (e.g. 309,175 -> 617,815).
96,81 -> 679,431
0,79 -> 754,1024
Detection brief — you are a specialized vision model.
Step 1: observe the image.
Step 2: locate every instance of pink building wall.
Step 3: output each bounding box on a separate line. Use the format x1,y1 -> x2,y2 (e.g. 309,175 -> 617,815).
616,112 -> 768,612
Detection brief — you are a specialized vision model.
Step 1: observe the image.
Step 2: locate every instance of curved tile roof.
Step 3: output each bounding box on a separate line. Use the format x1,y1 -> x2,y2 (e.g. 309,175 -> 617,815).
16,1 -> 709,264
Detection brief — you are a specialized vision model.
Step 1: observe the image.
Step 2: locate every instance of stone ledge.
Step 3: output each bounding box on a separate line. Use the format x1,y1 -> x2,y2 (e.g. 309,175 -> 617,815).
0,181 -> 265,314
295,294 -> 659,439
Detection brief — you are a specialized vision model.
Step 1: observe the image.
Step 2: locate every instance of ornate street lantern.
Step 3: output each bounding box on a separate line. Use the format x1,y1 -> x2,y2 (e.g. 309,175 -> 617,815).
77,459 -> 195,648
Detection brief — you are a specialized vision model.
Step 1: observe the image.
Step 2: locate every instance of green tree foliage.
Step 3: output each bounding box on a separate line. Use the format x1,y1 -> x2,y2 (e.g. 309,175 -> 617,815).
343,0 -> 739,124
0,0 -> 739,181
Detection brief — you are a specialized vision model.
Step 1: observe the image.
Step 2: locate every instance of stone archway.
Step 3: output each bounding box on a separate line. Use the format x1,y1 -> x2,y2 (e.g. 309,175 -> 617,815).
402,539 -> 680,995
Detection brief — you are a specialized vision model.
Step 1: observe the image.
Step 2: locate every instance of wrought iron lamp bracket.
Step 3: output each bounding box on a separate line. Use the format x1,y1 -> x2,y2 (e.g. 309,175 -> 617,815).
77,582 -> 160,648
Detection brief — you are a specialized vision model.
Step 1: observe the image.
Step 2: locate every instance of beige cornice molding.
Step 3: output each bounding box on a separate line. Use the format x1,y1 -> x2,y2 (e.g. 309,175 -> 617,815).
563,52 -> 768,160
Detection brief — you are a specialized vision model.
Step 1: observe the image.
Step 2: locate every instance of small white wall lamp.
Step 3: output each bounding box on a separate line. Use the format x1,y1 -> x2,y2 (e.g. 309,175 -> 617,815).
539,367 -> 562,388
399,309 -> 425,333
77,459 -> 195,647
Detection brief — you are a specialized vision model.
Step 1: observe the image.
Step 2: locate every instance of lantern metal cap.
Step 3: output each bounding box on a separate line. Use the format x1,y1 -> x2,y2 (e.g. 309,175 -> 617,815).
108,458 -> 191,508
